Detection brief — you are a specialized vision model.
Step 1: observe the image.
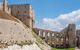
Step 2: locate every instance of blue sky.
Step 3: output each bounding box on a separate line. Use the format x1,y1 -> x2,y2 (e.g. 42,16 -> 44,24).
7,0 -> 80,31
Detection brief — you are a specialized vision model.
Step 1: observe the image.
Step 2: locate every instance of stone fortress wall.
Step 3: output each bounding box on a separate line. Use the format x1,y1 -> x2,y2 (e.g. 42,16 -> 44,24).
10,4 -> 34,29
0,0 -> 35,47
33,24 -> 80,48
0,0 -> 80,48
0,0 -> 34,29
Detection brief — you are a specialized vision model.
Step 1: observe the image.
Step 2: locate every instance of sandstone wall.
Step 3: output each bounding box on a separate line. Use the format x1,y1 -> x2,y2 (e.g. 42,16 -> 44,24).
10,4 -> 34,29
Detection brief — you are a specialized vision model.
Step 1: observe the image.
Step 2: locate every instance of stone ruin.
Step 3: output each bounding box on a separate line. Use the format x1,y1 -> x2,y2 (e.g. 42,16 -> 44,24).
33,24 -> 80,48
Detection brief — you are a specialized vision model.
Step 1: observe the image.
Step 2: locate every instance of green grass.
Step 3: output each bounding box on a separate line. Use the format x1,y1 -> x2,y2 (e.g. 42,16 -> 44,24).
32,31 -> 44,44
51,48 -> 75,50
16,40 -> 33,46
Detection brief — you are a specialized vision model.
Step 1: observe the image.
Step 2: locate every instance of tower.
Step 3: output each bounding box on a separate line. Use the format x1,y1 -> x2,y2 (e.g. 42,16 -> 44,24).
10,4 -> 35,30
67,24 -> 76,47
3,0 -> 11,14
3,0 -> 8,11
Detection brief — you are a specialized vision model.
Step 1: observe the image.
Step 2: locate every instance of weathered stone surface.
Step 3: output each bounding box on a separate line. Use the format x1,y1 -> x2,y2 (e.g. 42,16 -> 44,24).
0,43 -> 41,50
0,19 -> 35,44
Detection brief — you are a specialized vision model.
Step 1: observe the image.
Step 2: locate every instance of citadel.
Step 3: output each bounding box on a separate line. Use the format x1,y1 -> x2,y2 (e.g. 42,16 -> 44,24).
0,0 -> 80,49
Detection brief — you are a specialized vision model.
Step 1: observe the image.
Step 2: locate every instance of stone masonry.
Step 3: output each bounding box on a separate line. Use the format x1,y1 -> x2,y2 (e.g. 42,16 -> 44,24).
10,4 -> 34,29
34,24 -> 80,48
0,0 -> 80,49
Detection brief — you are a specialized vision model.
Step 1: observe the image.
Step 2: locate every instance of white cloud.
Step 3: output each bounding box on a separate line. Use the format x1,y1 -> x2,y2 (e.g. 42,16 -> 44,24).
43,18 -> 62,28
42,9 -> 80,31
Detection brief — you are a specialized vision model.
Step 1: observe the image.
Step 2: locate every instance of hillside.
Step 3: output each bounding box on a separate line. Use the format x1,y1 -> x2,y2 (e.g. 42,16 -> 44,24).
0,10 -> 51,50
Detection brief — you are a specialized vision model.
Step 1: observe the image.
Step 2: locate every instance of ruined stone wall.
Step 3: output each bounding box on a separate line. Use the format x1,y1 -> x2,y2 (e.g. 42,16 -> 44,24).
60,24 -> 76,48
33,28 -> 59,46
34,24 -> 77,48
